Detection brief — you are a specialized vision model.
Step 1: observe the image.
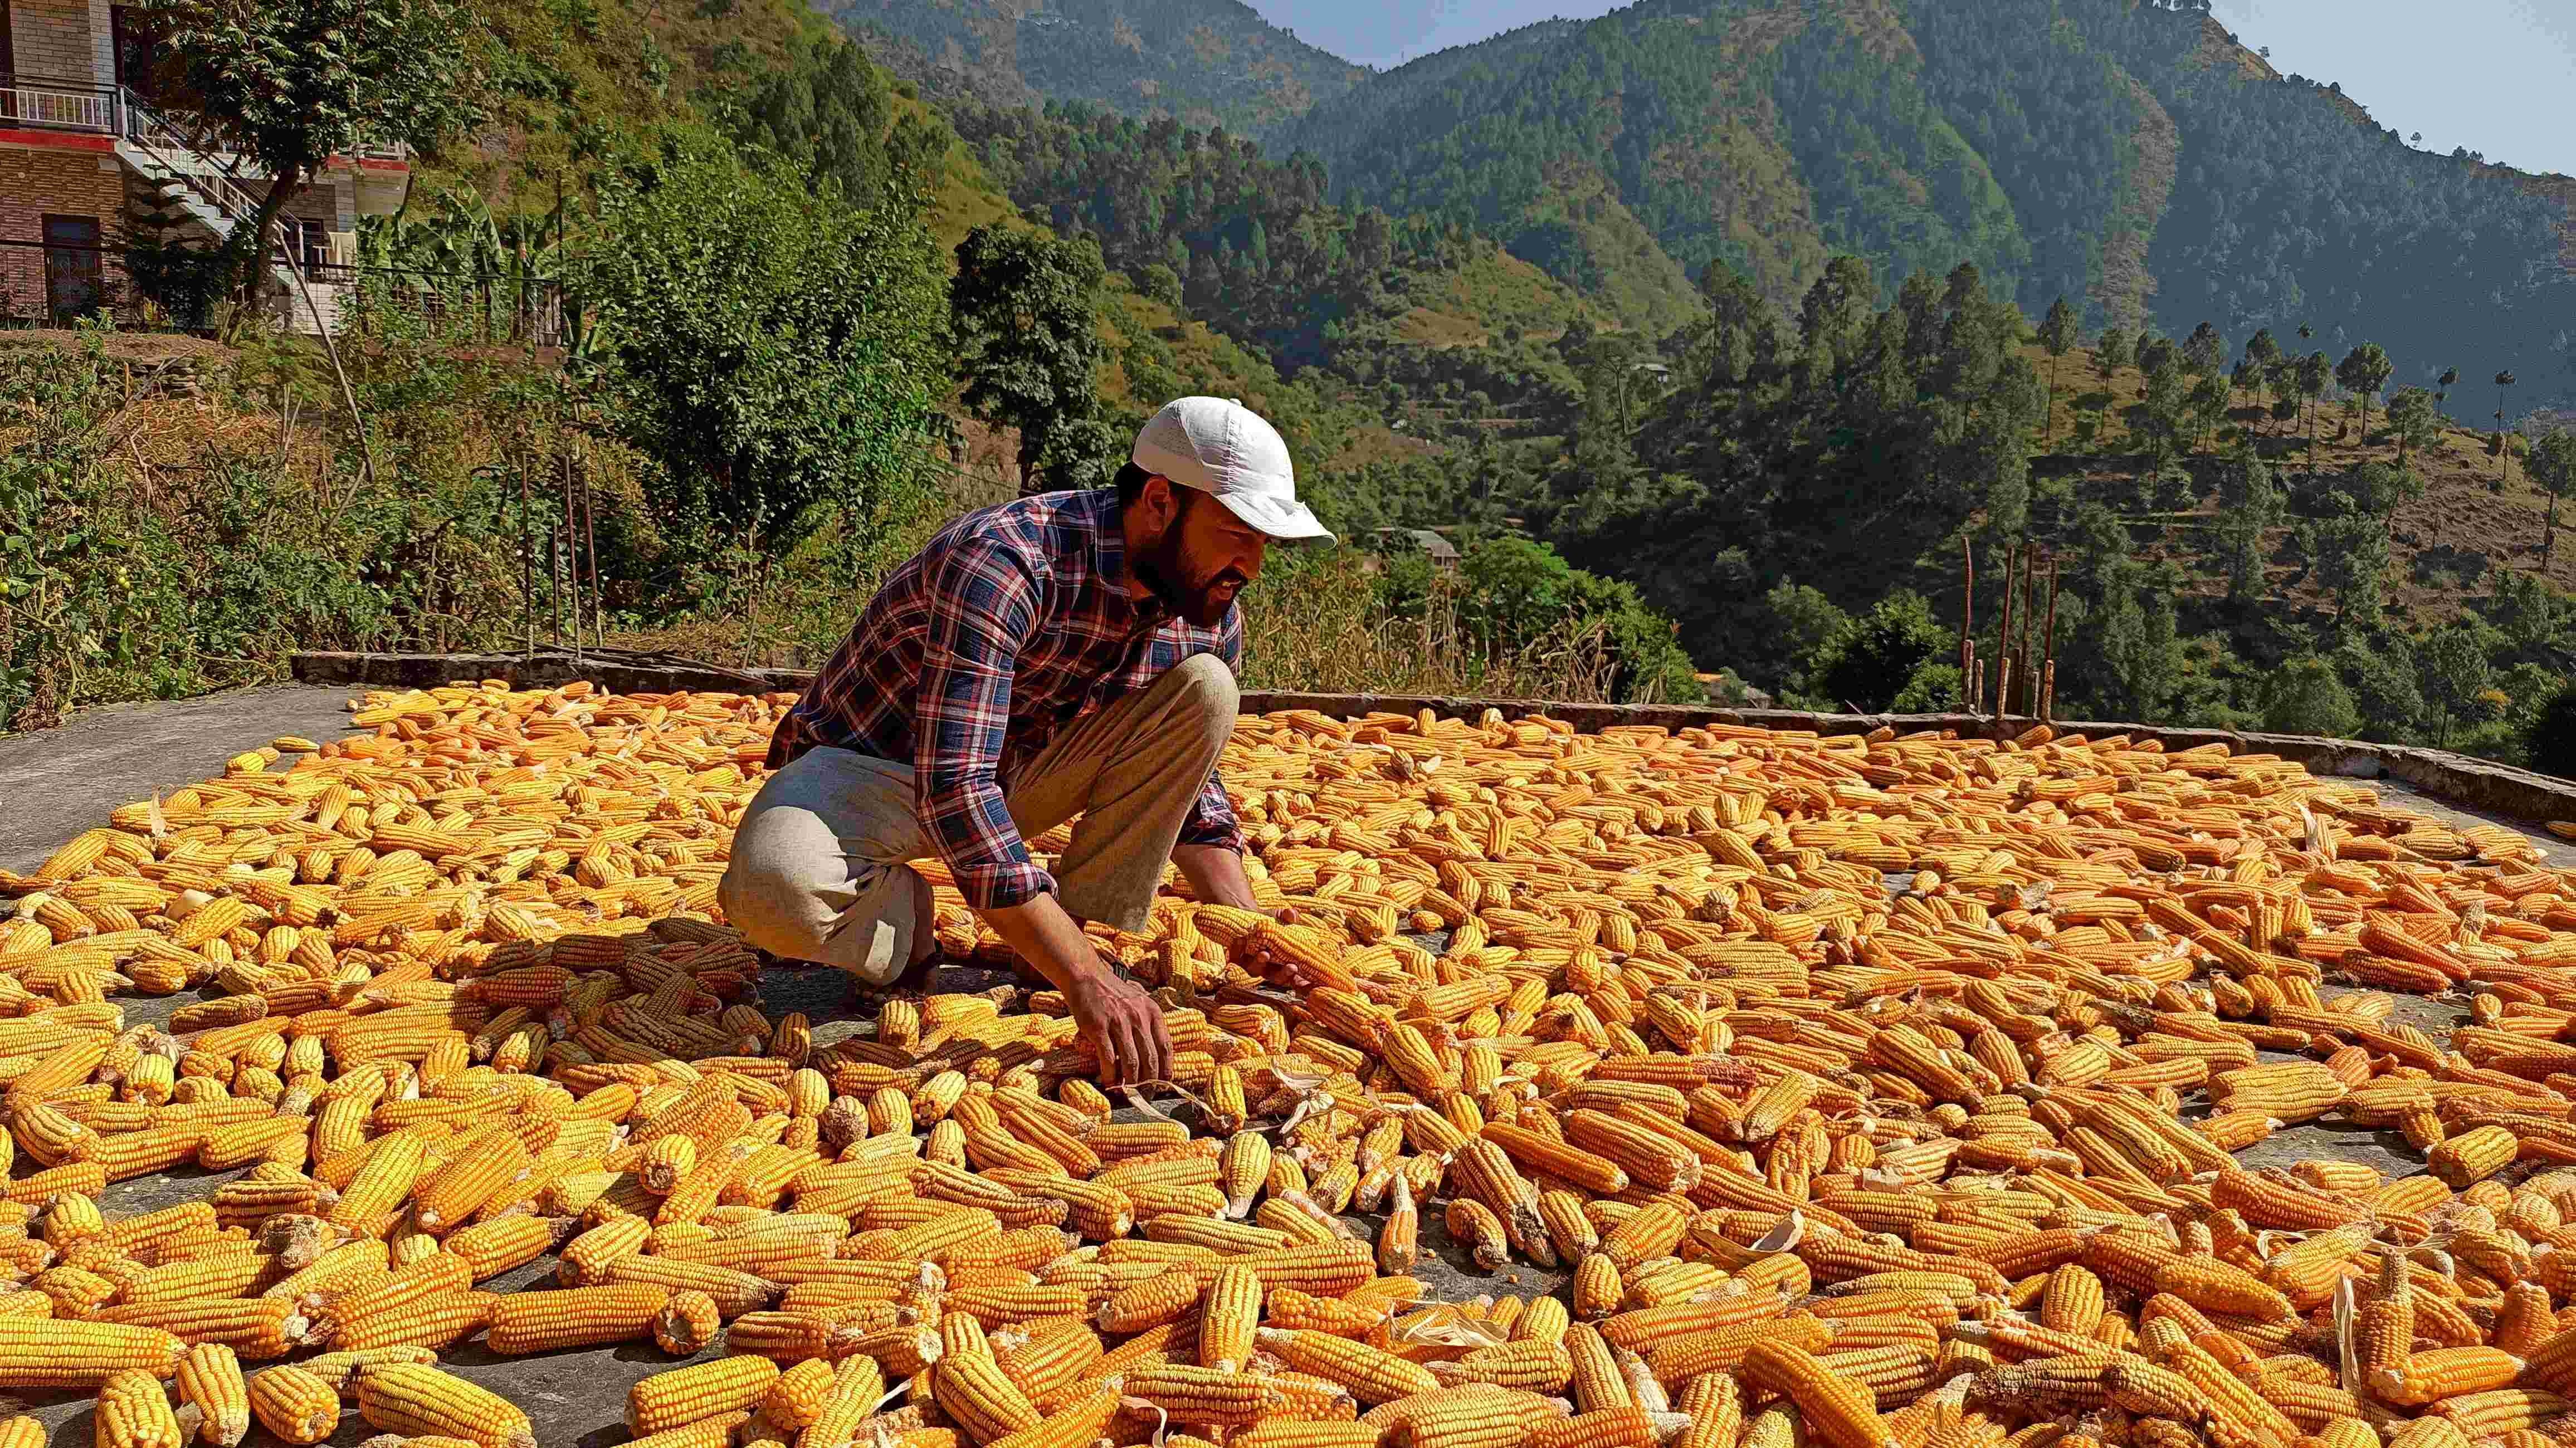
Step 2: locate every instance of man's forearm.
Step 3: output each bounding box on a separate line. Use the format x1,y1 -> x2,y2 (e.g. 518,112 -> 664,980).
978,893 -> 1110,995
1174,843 -> 1259,911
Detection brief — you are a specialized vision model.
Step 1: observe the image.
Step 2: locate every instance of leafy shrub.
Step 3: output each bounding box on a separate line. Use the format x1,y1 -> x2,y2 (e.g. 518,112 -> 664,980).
1803,592 -> 1951,713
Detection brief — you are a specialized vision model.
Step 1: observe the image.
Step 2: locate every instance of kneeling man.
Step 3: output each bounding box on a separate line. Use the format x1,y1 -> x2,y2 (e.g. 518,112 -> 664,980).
720,397 -> 1333,1084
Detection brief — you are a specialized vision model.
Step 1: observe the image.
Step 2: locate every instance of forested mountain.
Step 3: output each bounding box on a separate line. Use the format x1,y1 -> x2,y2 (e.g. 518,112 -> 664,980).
950,100 -> 1598,371
837,0 -> 1366,134
1272,0 -> 2575,402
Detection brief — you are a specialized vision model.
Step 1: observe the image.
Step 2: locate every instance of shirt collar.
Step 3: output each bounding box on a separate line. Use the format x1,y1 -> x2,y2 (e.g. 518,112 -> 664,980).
1085,489 -> 1168,629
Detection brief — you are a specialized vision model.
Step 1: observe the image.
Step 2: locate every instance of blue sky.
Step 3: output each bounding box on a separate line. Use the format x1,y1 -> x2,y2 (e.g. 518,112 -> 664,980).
1247,0 -> 2576,177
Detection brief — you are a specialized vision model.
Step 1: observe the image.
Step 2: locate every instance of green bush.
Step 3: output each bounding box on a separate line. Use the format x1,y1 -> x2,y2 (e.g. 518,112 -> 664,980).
2257,655 -> 2360,738
2525,686 -> 2576,782
1370,537 -> 1702,705
1804,592 -> 1951,713
570,132 -> 947,571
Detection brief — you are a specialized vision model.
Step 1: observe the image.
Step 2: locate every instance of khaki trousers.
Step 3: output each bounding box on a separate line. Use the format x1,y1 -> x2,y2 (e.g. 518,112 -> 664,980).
718,654 -> 1238,983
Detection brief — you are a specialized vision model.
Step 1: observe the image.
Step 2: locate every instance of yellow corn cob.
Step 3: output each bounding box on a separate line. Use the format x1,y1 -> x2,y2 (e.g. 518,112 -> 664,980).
1203,1263 -> 1262,1373
354,1362 -> 534,1448
2374,1347 -> 2525,1407
1256,1327 -> 1441,1403
175,1342 -> 250,1448
98,1366 -> 185,1448
247,1366 -> 341,1445
628,1354 -> 783,1436
485,1283 -> 671,1354
1742,1339 -> 1892,1448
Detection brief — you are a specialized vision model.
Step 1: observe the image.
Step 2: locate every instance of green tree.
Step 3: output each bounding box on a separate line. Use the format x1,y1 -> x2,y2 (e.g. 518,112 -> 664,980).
2339,461 -> 2424,537
2299,515 -> 2389,633
2417,622 -> 2496,748
2183,321 -> 2228,377
2528,429 -> 2576,575
2242,329 -> 2283,428
2214,453 -> 2281,606
2486,569 -> 2562,652
2385,386 -> 2440,471
2336,638 -> 2424,742
2437,366 -> 2460,419
2524,684 -> 2576,781
148,0 -> 480,299
948,226 -> 1108,495
2335,343 -> 2395,449
1448,538 -> 1701,703
2258,655 -> 2360,737
1750,581 -> 1850,697
2139,354 -> 2189,460
2037,296 -> 2079,444
705,29 -> 949,205
570,136 -> 945,571
2295,351 -> 2333,471
2095,325 -> 2133,390
1806,592 -> 1951,713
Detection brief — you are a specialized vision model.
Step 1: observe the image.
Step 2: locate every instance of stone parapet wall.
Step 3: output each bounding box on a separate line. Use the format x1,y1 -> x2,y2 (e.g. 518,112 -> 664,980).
290,650 -> 2576,825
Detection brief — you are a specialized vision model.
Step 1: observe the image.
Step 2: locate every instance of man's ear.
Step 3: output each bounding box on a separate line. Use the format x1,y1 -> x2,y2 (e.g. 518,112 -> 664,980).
1142,475 -> 1182,531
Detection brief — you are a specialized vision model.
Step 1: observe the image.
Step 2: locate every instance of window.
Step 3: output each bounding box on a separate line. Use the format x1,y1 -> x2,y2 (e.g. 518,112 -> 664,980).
43,214 -> 103,324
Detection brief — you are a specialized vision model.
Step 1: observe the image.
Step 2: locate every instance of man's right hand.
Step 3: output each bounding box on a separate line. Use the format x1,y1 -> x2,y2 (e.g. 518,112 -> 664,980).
1066,966 -> 1175,1088
979,891 -> 1175,1088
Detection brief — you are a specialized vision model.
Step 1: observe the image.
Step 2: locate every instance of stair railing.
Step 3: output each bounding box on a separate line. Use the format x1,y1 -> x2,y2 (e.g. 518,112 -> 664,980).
118,88 -> 270,231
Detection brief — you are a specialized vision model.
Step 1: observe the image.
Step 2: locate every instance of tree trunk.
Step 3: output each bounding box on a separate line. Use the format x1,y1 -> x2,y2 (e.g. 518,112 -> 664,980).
238,168 -> 303,310
1016,428 -> 1043,497
2043,358 -> 2056,446
2548,493 -> 2559,577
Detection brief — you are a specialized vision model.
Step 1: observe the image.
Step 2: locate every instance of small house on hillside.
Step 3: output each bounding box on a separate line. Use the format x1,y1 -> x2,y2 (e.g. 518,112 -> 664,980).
1368,528 -> 1461,573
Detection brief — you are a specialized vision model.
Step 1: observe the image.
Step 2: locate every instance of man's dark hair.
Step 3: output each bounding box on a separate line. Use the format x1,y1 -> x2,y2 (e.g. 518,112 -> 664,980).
1114,461 -> 1153,507
1116,462 -> 1193,517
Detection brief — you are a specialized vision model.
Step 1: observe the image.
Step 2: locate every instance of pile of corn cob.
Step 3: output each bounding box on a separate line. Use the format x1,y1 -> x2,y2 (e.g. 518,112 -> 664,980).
4,682 -> 2576,1448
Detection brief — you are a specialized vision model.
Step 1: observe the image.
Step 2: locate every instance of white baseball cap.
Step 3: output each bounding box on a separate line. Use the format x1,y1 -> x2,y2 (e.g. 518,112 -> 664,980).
1130,397 -> 1336,544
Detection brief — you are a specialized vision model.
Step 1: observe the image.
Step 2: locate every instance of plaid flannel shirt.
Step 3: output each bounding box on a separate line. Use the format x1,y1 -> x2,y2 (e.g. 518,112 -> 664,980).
765,487 -> 1243,911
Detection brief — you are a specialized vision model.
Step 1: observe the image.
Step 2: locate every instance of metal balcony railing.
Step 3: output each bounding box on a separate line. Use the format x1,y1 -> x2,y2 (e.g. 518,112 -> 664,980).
0,74 -> 121,134
0,75 -> 406,163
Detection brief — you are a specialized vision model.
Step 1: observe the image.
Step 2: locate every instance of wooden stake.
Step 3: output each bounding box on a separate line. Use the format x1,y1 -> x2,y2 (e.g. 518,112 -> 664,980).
2041,557 -> 2061,723
1961,536 -> 1976,678
1995,542 -> 2020,718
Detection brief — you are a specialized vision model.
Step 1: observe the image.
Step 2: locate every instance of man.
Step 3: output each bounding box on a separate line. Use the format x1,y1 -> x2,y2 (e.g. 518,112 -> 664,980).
720,397 -> 1333,1085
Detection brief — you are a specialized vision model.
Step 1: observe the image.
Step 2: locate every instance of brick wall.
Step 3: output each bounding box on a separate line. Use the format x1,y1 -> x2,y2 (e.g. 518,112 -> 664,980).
7,0 -> 106,84
0,145 -> 126,321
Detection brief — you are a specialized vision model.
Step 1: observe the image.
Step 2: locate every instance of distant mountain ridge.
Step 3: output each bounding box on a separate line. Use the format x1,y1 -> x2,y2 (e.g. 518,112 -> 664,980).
839,0 -> 1368,134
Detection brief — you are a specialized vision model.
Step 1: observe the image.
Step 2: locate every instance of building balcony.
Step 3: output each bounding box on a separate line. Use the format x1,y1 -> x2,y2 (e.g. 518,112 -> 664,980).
0,74 -> 121,135
0,74 -> 407,166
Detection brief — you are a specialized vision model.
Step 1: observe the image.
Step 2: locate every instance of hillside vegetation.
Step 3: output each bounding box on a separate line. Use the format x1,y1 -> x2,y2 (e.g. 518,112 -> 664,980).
840,0 -> 1367,135
1275,0 -> 2575,403
19,0 -> 2576,782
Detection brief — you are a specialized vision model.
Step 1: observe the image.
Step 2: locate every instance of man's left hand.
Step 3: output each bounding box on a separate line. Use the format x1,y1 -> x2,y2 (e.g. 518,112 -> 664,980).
1228,915 -> 1321,992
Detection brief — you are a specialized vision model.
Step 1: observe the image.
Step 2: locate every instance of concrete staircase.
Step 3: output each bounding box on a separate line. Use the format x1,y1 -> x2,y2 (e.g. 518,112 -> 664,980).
111,91 -> 313,322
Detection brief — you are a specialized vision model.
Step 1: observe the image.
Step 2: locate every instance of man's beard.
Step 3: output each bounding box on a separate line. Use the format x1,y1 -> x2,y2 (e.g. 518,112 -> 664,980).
1135,529 -> 1246,628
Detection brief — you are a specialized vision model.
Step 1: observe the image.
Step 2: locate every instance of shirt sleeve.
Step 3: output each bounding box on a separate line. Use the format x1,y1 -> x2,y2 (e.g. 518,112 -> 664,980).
1177,617 -> 1246,853
914,539 -> 1056,911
